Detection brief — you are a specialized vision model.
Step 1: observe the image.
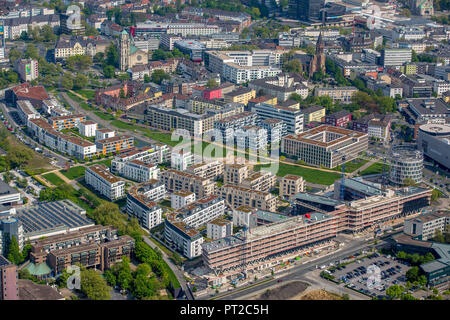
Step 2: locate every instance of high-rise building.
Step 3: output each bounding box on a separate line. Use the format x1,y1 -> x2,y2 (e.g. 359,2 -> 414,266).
288,0 -> 325,21
15,58 -> 39,82
0,255 -> 18,300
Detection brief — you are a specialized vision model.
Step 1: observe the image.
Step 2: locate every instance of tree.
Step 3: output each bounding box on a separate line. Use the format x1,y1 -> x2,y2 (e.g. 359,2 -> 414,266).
144,74 -> 151,83
431,189 -> 443,202
106,44 -> 119,68
117,257 -> 133,290
61,73 -> 74,90
6,235 -> 23,264
282,59 -> 303,73
206,78 -> 219,88
433,229 -> 445,243
9,48 -> 23,64
116,73 -> 130,81
288,93 -> 303,104
80,268 -> 111,300
24,45 -> 39,60
66,55 -> 93,72
386,285 -> 404,299
406,266 -> 420,282
104,270 -> 117,287
403,178 -> 418,187
41,25 -> 57,42
151,69 -> 170,85
73,73 -> 89,90
103,65 -> 115,78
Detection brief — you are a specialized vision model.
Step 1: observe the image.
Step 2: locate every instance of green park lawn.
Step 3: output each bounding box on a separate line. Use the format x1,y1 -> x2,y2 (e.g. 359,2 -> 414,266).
360,162 -> 389,176
42,173 -> 65,186
334,159 -> 369,174
60,166 -> 86,180
79,102 -> 95,111
94,111 -> 115,120
74,89 -> 96,100
66,91 -> 85,103
254,162 -> 342,185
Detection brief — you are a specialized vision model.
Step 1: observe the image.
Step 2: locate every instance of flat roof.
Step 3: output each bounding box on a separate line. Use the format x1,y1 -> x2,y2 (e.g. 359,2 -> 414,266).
87,164 -> 123,184
16,200 -> 93,236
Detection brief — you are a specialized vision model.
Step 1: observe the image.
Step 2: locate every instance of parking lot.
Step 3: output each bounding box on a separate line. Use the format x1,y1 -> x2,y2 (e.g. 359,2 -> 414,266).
327,253 -> 412,299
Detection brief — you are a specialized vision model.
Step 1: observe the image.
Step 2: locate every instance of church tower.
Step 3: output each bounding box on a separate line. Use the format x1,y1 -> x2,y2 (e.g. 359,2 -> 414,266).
309,32 -> 326,76
119,30 -> 130,71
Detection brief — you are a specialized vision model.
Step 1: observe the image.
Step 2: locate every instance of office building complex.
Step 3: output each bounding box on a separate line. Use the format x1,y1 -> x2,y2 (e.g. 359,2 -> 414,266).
352,113 -> 392,141
388,145 -> 423,186
382,49 -> 412,67
282,125 -> 369,168
288,0 -> 325,21
403,211 -> 449,241
85,164 -> 125,201
417,124 -> 450,169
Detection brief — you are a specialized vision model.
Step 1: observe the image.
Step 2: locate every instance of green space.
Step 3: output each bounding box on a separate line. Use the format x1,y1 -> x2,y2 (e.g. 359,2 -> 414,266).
80,102 -> 95,111
74,89 -> 96,100
254,162 -> 342,185
111,120 -> 138,131
42,173 -> 65,186
94,111 -> 115,120
334,159 -> 369,173
60,166 -> 86,180
360,162 -> 389,176
95,158 -> 112,168
66,91 -> 85,103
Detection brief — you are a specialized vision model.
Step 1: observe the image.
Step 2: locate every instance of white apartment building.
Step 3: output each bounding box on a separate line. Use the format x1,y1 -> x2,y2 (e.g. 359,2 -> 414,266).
85,164 -> 125,201
16,100 -> 40,125
207,218 -> 233,240
42,99 -> 71,117
174,196 -> 226,229
164,221 -> 204,259
223,64 -> 282,84
96,128 -> 115,141
79,121 -> 97,137
27,118 -> 97,159
171,191 -> 196,210
111,145 -> 169,175
171,149 -> 193,171
127,184 -> 163,230
120,160 -> 160,183
251,103 -> 304,135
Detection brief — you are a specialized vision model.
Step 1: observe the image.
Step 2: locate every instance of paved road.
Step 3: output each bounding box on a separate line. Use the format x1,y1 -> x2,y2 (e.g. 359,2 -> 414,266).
142,236 -> 194,300
201,238 -> 375,300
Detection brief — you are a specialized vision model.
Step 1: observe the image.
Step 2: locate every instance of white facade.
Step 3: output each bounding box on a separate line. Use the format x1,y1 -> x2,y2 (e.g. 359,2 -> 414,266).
16,100 -> 40,125
206,219 -> 233,240
171,192 -> 196,210
85,165 -> 125,201
126,195 -> 163,230
120,161 -> 160,183
171,149 -> 193,171
79,121 -> 97,137
96,129 -> 115,141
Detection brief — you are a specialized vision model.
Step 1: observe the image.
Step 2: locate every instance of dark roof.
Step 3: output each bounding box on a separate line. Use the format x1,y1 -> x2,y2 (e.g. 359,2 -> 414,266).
0,255 -> 12,267
326,110 -> 351,119
0,180 -> 20,197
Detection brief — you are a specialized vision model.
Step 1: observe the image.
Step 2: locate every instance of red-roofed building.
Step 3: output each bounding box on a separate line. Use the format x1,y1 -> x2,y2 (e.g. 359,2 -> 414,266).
5,83 -> 49,108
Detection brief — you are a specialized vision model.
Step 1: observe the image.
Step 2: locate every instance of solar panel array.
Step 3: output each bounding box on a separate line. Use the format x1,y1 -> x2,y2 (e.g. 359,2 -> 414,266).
16,200 -> 93,234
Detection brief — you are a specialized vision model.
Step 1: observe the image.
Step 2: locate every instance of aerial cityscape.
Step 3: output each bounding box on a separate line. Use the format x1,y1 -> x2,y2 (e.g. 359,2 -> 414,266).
0,0 -> 449,307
